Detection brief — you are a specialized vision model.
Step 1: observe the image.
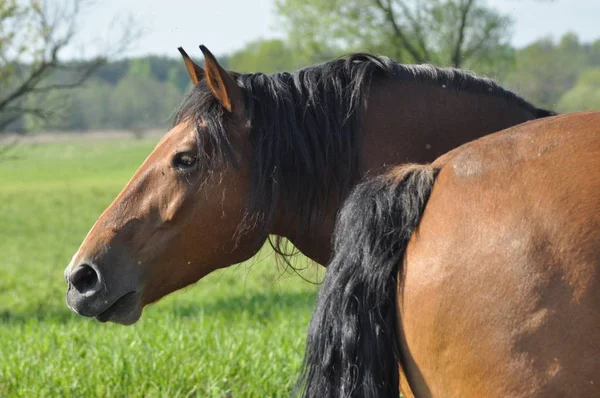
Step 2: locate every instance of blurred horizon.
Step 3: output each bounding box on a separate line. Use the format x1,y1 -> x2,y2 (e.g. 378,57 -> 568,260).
2,0 -> 598,134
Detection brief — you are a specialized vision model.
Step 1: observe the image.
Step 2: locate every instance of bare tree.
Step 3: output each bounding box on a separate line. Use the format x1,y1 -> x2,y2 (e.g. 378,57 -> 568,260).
0,0 -> 140,132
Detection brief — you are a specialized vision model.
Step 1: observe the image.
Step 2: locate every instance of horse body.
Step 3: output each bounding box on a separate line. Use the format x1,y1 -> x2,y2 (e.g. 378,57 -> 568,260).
400,112 -> 599,397
63,47 -> 553,328
301,112 -> 599,397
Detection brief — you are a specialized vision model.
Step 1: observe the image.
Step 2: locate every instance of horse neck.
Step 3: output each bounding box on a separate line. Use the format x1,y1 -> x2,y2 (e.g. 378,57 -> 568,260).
268,78 -> 539,266
361,79 -> 539,170
270,198 -> 338,266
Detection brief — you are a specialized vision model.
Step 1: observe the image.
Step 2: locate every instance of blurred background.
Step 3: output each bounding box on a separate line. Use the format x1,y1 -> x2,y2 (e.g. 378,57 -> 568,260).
0,0 -> 598,396
1,0 -> 598,135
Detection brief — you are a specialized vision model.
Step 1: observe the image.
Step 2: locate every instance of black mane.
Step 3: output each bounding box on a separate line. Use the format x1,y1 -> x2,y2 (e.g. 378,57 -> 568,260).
173,53 -> 551,238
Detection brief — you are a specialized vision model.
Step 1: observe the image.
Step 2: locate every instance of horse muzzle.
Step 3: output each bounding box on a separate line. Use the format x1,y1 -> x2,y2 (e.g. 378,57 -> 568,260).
65,260 -> 142,325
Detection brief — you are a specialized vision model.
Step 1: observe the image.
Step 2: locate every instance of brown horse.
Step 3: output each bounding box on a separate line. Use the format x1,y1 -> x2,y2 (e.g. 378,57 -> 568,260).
299,111 -> 600,398
63,45 -> 553,325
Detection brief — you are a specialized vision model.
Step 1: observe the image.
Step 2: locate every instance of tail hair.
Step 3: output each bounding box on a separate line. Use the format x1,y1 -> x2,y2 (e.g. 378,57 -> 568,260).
296,164 -> 439,398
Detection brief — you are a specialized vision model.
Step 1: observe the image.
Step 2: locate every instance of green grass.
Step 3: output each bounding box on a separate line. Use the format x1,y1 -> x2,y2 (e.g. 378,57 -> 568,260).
0,137 -> 323,397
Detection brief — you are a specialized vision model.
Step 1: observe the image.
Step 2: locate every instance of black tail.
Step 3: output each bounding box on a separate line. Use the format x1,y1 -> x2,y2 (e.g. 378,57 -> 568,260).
296,165 -> 439,398
535,107 -> 558,118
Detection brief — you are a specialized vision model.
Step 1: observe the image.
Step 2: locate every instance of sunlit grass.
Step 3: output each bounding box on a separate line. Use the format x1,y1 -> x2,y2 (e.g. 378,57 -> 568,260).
0,137 -> 322,397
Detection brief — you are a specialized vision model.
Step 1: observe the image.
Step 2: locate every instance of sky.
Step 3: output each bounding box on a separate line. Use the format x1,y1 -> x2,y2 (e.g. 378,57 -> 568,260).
70,0 -> 599,59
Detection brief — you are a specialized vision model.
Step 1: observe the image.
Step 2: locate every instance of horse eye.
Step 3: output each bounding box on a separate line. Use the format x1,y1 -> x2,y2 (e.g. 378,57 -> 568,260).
172,152 -> 197,169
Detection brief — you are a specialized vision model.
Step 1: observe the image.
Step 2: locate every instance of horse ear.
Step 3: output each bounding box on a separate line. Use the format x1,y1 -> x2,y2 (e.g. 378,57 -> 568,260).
178,47 -> 204,85
199,45 -> 243,113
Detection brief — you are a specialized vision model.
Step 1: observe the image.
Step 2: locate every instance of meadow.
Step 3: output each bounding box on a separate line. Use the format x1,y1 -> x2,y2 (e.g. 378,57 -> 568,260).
0,135 -> 322,397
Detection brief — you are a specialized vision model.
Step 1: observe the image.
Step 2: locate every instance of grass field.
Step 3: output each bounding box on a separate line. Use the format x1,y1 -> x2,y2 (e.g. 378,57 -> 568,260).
0,137 -> 322,397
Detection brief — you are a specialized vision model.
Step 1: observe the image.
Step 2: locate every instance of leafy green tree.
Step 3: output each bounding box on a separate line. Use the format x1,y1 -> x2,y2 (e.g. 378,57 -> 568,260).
93,60 -> 131,86
274,0 -> 513,71
503,33 -> 592,109
128,59 -> 153,80
503,38 -> 560,108
557,68 -> 600,112
228,39 -> 311,73
66,79 -> 113,130
108,74 -> 181,130
587,39 -> 600,66
167,64 -> 192,92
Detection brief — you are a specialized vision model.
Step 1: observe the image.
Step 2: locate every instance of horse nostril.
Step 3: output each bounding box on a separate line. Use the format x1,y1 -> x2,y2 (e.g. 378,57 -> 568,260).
69,264 -> 100,294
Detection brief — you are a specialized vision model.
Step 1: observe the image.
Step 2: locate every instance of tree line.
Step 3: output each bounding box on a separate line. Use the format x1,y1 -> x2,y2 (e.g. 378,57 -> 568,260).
2,0 -> 599,133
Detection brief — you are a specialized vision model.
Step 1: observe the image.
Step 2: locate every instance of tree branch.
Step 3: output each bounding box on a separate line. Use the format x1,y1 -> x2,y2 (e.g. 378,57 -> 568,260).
31,58 -> 104,93
451,0 -> 475,67
0,60 -> 55,111
0,113 -> 23,131
372,0 -> 425,62
395,0 -> 432,62
461,16 -> 501,63
0,106 -> 50,130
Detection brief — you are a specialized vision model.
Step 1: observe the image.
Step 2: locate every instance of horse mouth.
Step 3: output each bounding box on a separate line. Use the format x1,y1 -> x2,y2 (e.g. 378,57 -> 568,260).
95,291 -> 141,325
